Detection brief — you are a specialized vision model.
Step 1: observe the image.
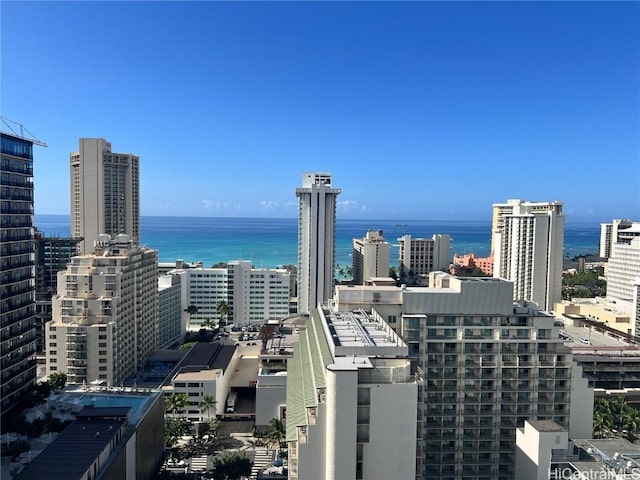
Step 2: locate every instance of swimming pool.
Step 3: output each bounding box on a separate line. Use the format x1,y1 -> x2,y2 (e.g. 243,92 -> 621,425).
77,394 -> 148,413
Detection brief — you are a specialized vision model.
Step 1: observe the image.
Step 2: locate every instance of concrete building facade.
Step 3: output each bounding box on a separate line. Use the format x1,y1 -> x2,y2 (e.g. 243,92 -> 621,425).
70,138 -> 139,254
286,306 -> 418,480
178,260 -> 291,330
296,172 -> 340,315
600,219 -> 638,259
334,273 -> 592,480
352,230 -> 390,285
398,234 -> 451,280
606,235 -> 640,335
162,343 -> 238,421
46,235 -> 158,385
0,132 -> 39,417
404,273 -> 585,479
492,199 -> 565,311
158,273 -> 182,348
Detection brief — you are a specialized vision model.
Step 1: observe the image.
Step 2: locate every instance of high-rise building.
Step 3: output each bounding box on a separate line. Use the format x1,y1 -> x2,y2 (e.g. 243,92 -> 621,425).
492,199 -> 564,311
46,235 -> 157,386
600,219 -> 638,259
398,234 -> 451,281
606,233 -> 640,335
34,229 -> 81,352
70,138 -> 139,254
352,230 -> 390,285
296,173 -> 340,315
334,273 -> 592,480
0,129 -> 43,417
286,305 -> 418,480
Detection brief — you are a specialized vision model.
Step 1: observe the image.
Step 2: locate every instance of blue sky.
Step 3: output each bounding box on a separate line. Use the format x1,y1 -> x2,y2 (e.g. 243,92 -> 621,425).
2,1 -> 638,222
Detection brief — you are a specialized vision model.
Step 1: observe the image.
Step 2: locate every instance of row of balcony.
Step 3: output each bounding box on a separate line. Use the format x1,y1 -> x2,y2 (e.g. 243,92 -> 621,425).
0,357 -> 36,385
0,177 -> 33,188
0,192 -> 33,201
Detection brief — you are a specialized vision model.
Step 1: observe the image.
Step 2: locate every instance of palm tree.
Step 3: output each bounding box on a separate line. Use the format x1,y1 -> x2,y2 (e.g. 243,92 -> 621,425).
171,392 -> 189,419
264,417 -> 286,449
202,317 -> 215,333
184,304 -> 199,329
217,300 -> 230,329
199,393 -> 217,420
593,396 -> 640,441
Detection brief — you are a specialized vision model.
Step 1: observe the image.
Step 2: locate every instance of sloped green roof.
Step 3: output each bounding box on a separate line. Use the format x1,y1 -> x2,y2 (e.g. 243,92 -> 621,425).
285,310 -> 334,442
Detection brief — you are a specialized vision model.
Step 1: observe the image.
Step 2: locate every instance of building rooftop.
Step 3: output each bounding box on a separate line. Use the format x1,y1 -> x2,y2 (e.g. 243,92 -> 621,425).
170,342 -> 236,379
527,420 -> 567,432
15,407 -> 129,480
567,438 -> 640,477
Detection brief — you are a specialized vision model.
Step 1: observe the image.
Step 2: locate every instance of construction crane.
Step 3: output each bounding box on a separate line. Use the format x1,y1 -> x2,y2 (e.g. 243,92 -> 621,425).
0,115 -> 47,147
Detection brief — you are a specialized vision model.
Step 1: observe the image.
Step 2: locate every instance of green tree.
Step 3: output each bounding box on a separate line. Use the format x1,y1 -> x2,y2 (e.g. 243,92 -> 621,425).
389,266 -> 398,281
212,451 -> 252,480
49,372 -> 67,391
263,417 -> 286,449
199,393 -> 217,420
217,300 -> 230,328
167,392 -> 189,419
184,304 -> 199,326
593,396 -> 640,441
202,317 -> 216,332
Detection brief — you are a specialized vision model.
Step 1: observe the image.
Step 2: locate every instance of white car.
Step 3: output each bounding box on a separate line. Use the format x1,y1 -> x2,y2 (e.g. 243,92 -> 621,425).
579,337 -> 590,345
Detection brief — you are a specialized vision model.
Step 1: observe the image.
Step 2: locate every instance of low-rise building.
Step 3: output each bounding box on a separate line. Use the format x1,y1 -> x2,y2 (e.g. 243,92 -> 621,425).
15,389 -> 164,480
450,252 -> 494,276
162,342 -> 239,421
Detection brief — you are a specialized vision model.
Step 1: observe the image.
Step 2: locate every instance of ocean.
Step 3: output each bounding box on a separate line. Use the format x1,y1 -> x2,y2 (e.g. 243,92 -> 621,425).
34,215 -> 601,269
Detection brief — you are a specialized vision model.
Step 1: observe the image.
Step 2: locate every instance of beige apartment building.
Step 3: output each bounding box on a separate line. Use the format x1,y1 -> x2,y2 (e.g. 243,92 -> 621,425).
46,235 -> 157,385
398,234 -> 451,281
352,230 -> 390,284
70,138 -> 139,254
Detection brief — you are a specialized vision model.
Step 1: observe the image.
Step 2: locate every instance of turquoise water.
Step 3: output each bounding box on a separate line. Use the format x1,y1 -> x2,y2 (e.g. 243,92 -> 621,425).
34,215 -> 600,269
79,394 -> 147,412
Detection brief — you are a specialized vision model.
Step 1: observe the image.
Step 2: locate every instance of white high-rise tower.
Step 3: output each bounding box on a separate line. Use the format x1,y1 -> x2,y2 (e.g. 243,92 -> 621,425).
296,173 -> 340,315
70,138 -> 139,254
492,199 -> 565,311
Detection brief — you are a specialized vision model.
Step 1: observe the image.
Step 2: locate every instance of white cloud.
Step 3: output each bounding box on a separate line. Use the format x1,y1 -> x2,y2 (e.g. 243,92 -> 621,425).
337,199 -> 367,212
200,200 -> 234,210
259,200 -> 280,209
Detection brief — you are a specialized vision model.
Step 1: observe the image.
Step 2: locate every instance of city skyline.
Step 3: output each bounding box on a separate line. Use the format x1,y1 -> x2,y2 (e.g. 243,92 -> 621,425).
2,2 -> 639,221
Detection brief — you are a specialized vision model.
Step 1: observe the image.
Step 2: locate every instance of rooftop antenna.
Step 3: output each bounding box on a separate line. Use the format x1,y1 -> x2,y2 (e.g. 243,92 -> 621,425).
0,116 -> 47,147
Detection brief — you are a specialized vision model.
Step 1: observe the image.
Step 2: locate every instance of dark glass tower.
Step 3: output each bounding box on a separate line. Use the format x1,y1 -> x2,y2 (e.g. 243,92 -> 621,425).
34,229 -> 81,352
1,132 -> 37,417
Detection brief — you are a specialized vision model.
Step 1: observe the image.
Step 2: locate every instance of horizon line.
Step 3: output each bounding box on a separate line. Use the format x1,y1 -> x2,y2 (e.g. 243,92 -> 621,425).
33,213 -> 616,225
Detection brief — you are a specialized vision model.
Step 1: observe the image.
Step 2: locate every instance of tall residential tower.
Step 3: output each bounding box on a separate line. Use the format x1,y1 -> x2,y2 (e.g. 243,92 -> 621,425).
46,235 -> 158,386
296,173 -> 340,315
1,130 -> 42,417
492,199 -> 565,311
70,138 -> 139,254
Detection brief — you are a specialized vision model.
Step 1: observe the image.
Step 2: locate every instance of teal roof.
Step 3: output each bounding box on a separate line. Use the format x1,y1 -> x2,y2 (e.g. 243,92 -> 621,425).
285,310 -> 333,442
